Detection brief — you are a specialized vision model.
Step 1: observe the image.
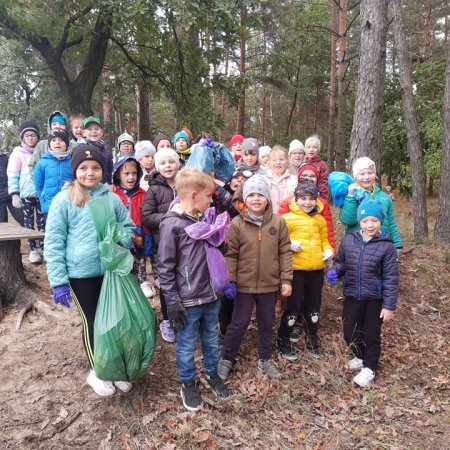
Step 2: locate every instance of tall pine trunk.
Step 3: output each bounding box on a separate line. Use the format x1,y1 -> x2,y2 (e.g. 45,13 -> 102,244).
434,41 -> 450,242
236,7 -> 246,135
391,0 -> 428,238
350,0 -> 388,171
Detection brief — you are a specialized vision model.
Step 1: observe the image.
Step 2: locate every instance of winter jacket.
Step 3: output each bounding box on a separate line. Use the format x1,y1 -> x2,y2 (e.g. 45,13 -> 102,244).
332,231 -> 399,310
226,203 -> 293,294
142,172 -> 177,247
157,206 -> 217,307
278,195 -> 336,252
7,144 -> 37,198
0,154 -> 9,202
303,155 -> 329,198
44,183 -> 135,288
263,170 -> 297,214
282,199 -> 332,271
339,185 -> 403,248
112,157 -> 153,256
34,151 -> 74,213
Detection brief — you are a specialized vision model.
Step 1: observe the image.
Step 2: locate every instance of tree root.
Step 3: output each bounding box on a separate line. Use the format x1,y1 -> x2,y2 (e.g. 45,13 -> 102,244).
16,302 -> 36,330
16,298 -> 62,331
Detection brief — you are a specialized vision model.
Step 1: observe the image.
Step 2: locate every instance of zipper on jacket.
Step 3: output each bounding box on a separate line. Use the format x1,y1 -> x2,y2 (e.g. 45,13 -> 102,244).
256,227 -> 262,291
357,241 -> 365,300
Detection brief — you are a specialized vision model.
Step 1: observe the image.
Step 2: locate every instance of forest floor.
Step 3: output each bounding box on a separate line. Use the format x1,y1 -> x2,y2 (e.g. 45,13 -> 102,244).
0,195 -> 449,450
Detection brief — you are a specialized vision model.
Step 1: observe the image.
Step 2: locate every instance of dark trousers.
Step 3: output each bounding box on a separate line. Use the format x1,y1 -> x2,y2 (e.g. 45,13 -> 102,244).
342,298 -> 383,372
151,250 -> 168,321
219,296 -> 234,336
278,270 -> 324,338
70,276 -> 103,369
0,198 -> 24,225
221,291 -> 277,362
22,197 -> 45,250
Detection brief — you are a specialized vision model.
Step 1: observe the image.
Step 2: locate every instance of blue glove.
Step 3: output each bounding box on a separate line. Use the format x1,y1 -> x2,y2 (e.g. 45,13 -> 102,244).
223,283 -> 237,300
52,285 -> 73,308
326,269 -> 339,285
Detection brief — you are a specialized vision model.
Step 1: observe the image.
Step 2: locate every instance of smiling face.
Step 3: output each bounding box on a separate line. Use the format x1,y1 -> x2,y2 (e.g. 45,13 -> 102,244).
355,168 -> 376,190
290,149 -> 305,165
298,169 -> 318,185
49,137 -> 67,154
76,160 -> 103,189
71,118 -> 84,139
231,142 -> 242,156
269,149 -> 289,176
242,150 -> 258,167
158,156 -> 178,180
296,195 -> 317,213
245,192 -> 268,216
359,215 -> 381,240
83,123 -> 103,143
118,161 -> 138,190
119,141 -> 134,154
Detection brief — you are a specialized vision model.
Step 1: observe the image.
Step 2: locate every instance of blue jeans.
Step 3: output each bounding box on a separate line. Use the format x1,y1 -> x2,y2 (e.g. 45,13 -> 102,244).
176,300 -> 220,383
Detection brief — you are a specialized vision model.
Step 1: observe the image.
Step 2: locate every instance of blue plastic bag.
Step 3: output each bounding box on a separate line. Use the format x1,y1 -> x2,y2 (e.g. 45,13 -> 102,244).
328,171 -> 354,207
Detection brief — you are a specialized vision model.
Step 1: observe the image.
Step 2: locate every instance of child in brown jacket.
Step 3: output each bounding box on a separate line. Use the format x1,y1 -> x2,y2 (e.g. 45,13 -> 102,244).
218,175 -> 293,380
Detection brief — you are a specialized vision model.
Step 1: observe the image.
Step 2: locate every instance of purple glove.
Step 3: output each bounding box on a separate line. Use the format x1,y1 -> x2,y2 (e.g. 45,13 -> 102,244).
326,269 -> 339,285
223,283 -> 237,300
52,285 -> 73,308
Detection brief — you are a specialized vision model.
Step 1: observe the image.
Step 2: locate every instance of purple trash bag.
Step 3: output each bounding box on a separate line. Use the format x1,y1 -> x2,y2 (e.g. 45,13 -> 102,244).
185,207 -> 231,292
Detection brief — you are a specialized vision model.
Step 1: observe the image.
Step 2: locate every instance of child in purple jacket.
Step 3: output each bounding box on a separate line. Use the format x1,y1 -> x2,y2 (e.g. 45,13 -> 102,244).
327,200 -> 398,388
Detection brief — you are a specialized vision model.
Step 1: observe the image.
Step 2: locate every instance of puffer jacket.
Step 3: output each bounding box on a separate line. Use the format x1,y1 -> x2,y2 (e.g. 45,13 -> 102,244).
157,206 -> 217,307
44,183 -> 135,287
278,195 -> 336,252
303,155 -> 329,198
34,151 -> 74,213
282,199 -> 332,271
332,231 -> 399,310
142,172 -> 176,246
0,154 -> 9,202
339,185 -> 403,248
226,203 -> 293,293
7,144 -> 37,198
263,169 -> 297,214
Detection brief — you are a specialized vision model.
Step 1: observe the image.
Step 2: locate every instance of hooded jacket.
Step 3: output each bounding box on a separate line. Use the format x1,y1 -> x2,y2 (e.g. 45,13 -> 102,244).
282,198 -> 332,271
157,206 -> 217,307
332,231 -> 399,310
7,144 -> 37,198
112,157 -> 152,256
44,183 -> 135,287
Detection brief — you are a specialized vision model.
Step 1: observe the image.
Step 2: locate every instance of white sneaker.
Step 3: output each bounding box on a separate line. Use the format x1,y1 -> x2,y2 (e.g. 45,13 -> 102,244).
113,380 -> 133,393
140,281 -> 156,299
29,249 -> 43,264
347,357 -> 364,370
86,371 -> 116,396
353,367 -> 375,387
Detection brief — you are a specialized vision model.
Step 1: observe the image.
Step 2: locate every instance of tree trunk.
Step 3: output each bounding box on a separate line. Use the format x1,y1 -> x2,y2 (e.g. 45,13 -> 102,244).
350,0 -> 388,171
137,80 -> 151,140
219,47 -> 230,142
434,41 -> 450,242
327,0 -> 337,172
236,7 -> 246,135
391,0 -> 428,238
335,0 -> 348,171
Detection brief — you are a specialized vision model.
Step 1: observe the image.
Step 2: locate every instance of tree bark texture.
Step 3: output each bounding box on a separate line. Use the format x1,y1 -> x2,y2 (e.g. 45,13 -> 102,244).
434,41 -> 450,242
137,80 -> 151,140
0,241 -> 26,308
236,7 -> 246,135
350,0 -> 388,171
391,0 -> 428,238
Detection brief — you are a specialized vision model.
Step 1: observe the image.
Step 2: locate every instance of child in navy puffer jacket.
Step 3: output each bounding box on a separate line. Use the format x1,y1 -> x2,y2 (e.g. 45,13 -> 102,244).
327,200 -> 398,388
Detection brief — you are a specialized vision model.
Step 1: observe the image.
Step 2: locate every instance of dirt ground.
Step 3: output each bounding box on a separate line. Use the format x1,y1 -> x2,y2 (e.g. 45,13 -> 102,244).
0,196 -> 449,450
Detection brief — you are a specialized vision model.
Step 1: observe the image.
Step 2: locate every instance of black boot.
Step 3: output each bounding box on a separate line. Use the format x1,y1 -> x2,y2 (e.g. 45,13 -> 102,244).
277,337 -> 299,361
305,334 -> 321,356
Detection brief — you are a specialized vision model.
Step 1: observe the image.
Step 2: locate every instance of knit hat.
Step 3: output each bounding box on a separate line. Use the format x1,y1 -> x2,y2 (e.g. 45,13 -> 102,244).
173,130 -> 191,147
48,129 -> 69,148
298,163 -> 320,181
153,134 -> 172,150
259,145 -> 271,158
241,138 -> 259,154
117,132 -> 134,148
304,136 -> 321,150
357,200 -> 385,223
135,140 -> 156,160
295,180 -> 319,199
181,127 -> 194,143
352,156 -> 376,178
83,116 -> 102,128
50,113 -> 67,126
70,144 -> 105,177
289,139 -> 305,155
154,148 -> 180,172
243,175 -> 271,202
229,134 -> 244,149
19,121 -> 40,140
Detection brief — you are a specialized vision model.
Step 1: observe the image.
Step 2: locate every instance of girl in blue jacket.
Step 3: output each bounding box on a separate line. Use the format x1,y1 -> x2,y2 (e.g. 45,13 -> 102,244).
44,145 -> 135,397
327,200 -> 399,388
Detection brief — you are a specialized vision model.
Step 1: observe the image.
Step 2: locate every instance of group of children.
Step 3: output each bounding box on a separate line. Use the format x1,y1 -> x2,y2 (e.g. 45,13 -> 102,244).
2,114 -> 401,411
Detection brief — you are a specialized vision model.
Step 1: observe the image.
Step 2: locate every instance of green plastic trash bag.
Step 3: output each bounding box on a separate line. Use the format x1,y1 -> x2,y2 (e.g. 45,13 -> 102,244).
88,197 -> 157,382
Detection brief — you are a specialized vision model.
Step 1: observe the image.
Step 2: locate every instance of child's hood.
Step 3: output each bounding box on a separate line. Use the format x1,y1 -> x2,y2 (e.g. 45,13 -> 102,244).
47,110 -> 68,133
112,155 -> 143,187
